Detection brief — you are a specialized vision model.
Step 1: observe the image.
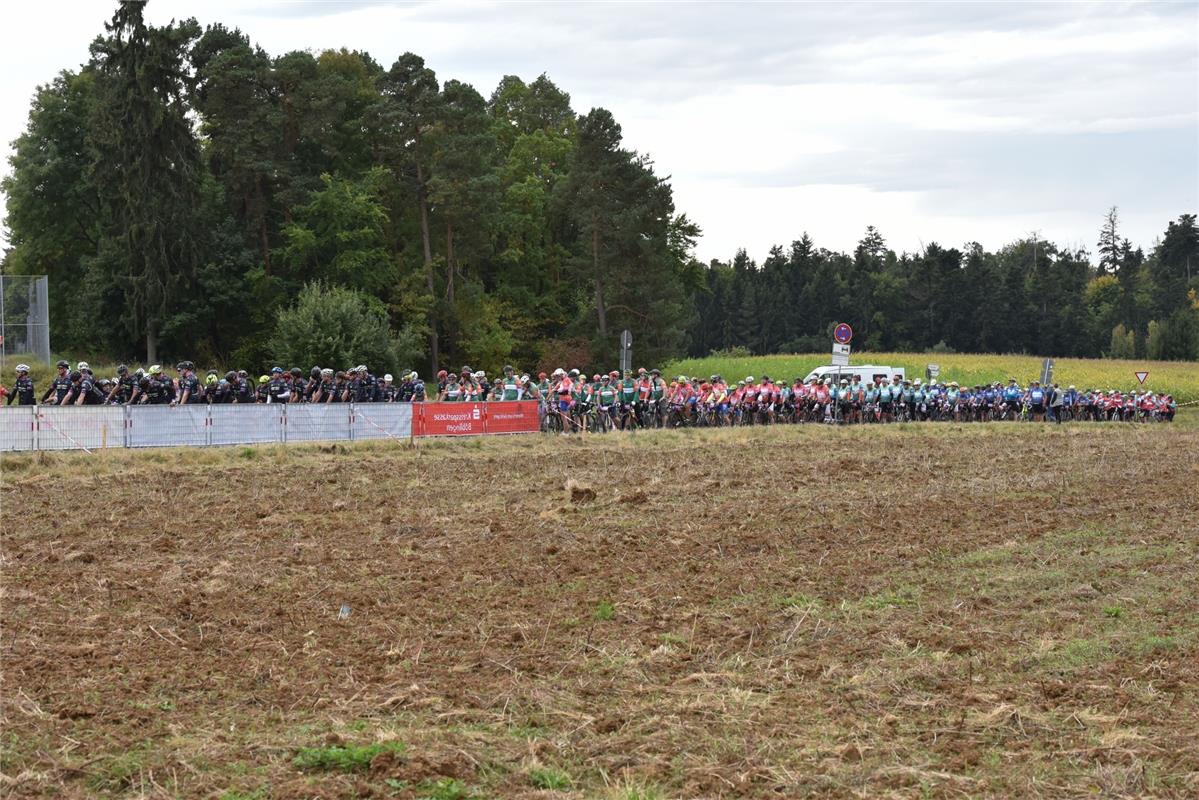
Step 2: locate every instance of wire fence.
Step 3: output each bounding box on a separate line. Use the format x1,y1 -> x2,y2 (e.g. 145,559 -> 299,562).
0,275 -> 51,366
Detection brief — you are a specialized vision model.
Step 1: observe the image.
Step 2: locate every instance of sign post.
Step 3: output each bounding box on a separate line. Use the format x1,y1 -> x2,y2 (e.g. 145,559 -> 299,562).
619,329 -> 632,375
1040,358 -> 1054,386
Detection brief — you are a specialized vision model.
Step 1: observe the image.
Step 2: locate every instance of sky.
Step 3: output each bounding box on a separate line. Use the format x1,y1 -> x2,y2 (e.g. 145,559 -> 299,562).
1,0 -> 1196,264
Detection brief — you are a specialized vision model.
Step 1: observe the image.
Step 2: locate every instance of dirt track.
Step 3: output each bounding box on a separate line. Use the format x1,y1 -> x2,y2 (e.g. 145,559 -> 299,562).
2,423 -> 1198,798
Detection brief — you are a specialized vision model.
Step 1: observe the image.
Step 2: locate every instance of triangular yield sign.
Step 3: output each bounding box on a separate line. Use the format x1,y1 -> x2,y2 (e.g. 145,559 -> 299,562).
1135,371 -> 1149,384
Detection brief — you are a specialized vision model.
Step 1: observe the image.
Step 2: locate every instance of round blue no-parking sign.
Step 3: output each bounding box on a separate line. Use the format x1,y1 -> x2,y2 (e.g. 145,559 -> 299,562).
833,322 -> 853,345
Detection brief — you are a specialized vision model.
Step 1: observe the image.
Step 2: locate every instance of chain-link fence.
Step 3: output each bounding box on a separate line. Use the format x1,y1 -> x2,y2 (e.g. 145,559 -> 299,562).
0,275 -> 51,366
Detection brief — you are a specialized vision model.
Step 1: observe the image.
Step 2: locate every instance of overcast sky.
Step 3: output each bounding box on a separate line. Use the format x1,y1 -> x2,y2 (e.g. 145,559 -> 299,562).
1,0 -> 1196,263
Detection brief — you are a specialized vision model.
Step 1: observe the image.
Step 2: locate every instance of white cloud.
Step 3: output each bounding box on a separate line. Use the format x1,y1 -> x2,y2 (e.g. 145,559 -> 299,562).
1,0 -> 1195,263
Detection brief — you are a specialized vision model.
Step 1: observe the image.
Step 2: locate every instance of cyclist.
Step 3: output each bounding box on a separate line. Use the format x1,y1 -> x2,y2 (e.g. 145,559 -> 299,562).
8,364 -> 35,406
440,372 -> 463,402
41,360 -> 73,404
105,365 -> 136,404
498,366 -> 522,401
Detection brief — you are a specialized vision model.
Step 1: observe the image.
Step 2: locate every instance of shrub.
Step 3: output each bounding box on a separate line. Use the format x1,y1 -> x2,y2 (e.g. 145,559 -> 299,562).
268,282 -> 420,375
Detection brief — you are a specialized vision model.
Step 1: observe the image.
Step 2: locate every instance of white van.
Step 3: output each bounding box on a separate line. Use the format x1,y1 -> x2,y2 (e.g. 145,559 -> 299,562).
802,364 -> 905,385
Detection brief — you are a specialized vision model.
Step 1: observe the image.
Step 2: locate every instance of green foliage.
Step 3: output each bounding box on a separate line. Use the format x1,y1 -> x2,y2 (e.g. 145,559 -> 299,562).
1109,324 -> 1137,359
528,766 -> 572,790
268,282 -> 414,374
292,740 -> 404,772
594,600 -> 616,621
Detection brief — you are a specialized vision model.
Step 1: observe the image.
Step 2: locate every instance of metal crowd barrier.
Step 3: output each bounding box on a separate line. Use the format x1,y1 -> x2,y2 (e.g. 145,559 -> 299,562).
0,403 -> 410,453
0,401 -> 537,453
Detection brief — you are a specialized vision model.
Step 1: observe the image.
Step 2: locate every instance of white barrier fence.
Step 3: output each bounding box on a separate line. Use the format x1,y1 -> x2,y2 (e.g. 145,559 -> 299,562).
0,404 -> 413,453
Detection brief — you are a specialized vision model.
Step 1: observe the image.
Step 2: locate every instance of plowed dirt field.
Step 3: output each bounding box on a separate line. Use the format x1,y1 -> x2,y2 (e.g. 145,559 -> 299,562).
3,421 -> 1198,799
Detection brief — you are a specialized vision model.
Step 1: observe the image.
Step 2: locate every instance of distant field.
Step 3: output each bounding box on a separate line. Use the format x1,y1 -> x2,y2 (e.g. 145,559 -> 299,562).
664,352 -> 1199,402
2,422 -> 1197,798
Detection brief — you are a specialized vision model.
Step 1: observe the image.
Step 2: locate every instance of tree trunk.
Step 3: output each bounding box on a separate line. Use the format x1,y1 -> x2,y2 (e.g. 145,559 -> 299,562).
445,221 -> 455,305
416,164 -> 439,374
256,174 -> 271,274
146,325 -> 158,366
593,227 -> 607,336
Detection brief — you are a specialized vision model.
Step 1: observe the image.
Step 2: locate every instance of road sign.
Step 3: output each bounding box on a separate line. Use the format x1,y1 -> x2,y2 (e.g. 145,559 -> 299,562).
926,363 -> 940,380
833,323 -> 853,345
1135,371 -> 1149,385
831,342 -> 850,367
619,329 -> 632,375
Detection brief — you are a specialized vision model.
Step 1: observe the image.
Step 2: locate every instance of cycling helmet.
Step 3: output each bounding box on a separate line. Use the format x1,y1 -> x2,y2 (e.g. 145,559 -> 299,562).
601,374 -> 610,381
503,364 -> 514,374
762,375 -> 770,382
475,371 -> 485,379
116,364 -> 128,375
592,373 -> 601,381
569,369 -> 580,377
1068,385 -> 1075,390
149,365 -> 163,375
638,367 -> 646,375
56,360 -> 69,369
69,370 -> 82,381
552,368 -> 565,377
521,374 -> 530,383
311,367 -> 322,378
357,365 -> 367,373
98,378 -> 112,387
206,373 -> 218,385
224,371 -> 236,382
383,374 -> 393,382
746,376 -> 754,383
710,375 -> 718,382
15,363 -> 30,373
321,368 -> 334,377
609,370 -> 619,378
651,369 -> 660,375
437,369 -> 448,380
290,367 -> 302,377
461,365 -> 472,374
738,380 -> 745,386
134,368 -> 145,378
271,366 -> 283,374
175,361 -> 186,371
408,371 -> 419,381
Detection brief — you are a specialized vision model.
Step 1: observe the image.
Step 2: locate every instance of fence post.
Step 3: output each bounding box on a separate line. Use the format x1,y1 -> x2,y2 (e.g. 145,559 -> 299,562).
124,405 -> 131,449
31,406 -> 39,452
280,403 -> 288,444
348,402 -> 356,441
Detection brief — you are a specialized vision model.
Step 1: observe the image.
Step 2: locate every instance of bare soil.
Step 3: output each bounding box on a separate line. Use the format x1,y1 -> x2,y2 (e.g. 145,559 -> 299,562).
2,422 -> 1197,798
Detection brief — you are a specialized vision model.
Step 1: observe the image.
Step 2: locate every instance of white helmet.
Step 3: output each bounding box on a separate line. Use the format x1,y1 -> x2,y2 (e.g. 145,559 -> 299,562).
15,363 -> 30,373
78,361 -> 90,371
409,371 -> 419,381
321,368 -> 333,377
383,374 -> 393,382
552,368 -> 565,377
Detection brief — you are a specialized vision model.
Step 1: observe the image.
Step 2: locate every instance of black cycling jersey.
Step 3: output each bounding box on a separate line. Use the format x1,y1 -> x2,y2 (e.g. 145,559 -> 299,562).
44,374 -> 72,403
8,376 -> 35,405
178,374 -> 203,404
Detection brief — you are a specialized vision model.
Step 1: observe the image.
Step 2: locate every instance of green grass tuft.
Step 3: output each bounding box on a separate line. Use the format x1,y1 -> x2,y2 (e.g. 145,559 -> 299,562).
529,766 -> 572,790
594,600 -> 616,621
292,740 -> 404,772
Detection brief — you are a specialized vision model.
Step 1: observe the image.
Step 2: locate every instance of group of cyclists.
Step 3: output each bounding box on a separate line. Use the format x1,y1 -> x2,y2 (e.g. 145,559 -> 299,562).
3,361 -> 1181,430
530,369 -> 1179,431
4,360 -> 429,407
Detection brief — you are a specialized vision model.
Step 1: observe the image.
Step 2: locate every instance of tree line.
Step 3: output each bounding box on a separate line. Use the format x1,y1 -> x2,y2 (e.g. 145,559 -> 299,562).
3,1 -> 1197,372
691,211 -> 1198,362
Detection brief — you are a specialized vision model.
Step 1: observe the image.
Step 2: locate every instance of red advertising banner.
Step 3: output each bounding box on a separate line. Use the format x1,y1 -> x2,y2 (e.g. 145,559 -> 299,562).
484,400 -> 540,434
418,402 -> 485,436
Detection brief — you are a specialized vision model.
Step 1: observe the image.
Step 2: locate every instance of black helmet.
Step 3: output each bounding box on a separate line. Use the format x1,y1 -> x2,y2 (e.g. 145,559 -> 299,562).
69,370 -> 82,381
207,368 -> 218,377
290,367 -> 302,377
116,364 -> 129,375
461,365 -> 472,374
56,360 -> 69,369
503,364 -> 514,373
310,367 -> 321,378
225,371 -> 237,382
